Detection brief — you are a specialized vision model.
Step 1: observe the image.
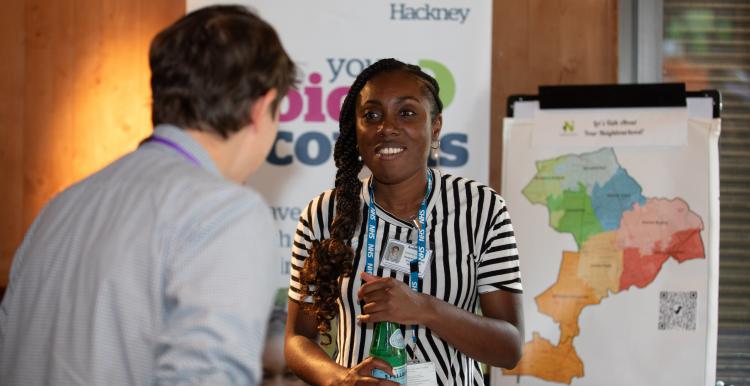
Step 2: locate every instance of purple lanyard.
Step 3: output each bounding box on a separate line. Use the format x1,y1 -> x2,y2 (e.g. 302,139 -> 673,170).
146,135 -> 201,166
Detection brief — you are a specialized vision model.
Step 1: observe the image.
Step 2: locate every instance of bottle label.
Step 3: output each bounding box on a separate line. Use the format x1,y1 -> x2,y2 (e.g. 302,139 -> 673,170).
389,329 -> 405,349
373,364 -> 407,384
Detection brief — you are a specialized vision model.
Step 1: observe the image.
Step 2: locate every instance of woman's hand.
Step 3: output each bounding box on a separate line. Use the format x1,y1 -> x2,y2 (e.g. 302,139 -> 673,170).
330,357 -> 401,386
357,272 -> 430,325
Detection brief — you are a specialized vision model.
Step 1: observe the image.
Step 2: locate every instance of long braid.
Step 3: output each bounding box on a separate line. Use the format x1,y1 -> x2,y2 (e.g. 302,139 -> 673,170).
299,58 -> 443,345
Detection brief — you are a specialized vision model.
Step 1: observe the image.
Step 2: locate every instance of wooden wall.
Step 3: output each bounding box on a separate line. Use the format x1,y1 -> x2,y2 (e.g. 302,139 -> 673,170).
490,0 -> 618,191
0,0 -> 26,288
0,0 -> 617,287
0,0 -> 185,286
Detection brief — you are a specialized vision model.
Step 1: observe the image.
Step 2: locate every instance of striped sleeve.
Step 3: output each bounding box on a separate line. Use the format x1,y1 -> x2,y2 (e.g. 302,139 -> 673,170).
476,195 -> 523,294
288,191 -> 334,303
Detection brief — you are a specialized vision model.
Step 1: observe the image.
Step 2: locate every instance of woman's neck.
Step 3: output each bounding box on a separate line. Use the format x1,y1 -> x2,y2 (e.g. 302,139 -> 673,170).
372,169 -> 429,221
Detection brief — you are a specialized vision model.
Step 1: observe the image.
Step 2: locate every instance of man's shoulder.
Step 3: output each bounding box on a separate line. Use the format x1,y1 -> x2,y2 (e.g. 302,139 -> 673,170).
54,150 -> 268,224
128,149 -> 267,207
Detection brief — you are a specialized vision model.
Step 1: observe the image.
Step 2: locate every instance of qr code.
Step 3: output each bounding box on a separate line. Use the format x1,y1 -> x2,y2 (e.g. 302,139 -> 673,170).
658,291 -> 697,330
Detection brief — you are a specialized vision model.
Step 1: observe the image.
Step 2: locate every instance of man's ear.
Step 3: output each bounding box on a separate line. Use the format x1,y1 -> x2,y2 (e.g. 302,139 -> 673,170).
249,88 -> 279,129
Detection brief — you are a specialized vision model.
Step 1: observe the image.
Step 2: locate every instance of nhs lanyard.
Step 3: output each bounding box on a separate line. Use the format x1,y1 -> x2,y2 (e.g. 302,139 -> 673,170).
365,170 -> 432,344
145,135 -> 201,167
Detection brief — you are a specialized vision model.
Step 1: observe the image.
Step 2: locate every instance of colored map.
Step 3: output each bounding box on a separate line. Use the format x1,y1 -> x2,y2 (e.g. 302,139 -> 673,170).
502,147 -> 705,384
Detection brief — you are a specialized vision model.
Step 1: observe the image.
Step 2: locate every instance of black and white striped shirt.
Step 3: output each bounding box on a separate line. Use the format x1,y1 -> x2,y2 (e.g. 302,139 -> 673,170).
288,169 -> 522,386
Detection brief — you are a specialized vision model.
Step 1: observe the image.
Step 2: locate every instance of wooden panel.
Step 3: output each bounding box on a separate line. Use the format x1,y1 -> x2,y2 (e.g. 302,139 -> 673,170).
0,0 -> 25,284
24,0 -> 76,231
490,0 -> 618,192
1,0 -> 184,287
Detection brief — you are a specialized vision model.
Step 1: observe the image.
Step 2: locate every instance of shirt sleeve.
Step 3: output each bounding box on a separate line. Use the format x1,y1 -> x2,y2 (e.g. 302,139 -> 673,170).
0,204 -> 46,330
476,196 -> 523,294
153,192 -> 276,385
287,194 -> 327,304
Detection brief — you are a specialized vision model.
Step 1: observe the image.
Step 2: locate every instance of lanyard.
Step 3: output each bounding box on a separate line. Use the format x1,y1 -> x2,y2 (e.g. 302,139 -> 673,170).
365,169 -> 432,347
145,135 -> 201,166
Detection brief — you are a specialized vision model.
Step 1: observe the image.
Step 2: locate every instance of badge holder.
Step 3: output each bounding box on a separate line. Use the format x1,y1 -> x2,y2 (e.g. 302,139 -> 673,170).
380,240 -> 432,277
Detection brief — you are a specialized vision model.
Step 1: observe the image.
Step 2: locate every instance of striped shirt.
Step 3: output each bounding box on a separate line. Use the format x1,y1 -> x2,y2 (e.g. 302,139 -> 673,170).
288,169 -> 522,386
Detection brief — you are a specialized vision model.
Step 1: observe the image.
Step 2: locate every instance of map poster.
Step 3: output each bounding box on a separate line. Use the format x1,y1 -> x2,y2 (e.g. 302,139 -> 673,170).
493,117 -> 720,386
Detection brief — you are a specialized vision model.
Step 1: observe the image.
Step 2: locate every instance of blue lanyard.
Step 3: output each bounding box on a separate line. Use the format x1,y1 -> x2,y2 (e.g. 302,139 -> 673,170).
366,170 -> 432,346
145,135 -> 201,166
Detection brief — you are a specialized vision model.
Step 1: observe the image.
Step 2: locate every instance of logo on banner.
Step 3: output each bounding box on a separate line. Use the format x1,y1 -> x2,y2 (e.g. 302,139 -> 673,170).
389,3 -> 471,24
268,58 -> 468,167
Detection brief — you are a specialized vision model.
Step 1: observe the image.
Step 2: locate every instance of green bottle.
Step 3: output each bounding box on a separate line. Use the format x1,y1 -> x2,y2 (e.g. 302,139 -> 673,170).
369,321 -> 407,384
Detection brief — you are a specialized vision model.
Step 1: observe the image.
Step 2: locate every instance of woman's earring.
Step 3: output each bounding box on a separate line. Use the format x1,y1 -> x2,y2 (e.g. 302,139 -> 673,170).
430,140 -> 440,161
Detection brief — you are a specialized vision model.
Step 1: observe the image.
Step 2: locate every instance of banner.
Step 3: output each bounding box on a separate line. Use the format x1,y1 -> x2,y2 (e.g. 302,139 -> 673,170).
495,113 -> 720,386
187,0 -> 493,287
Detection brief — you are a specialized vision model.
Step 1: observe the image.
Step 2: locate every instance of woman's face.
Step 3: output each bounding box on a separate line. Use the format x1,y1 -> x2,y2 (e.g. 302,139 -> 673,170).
355,71 -> 441,185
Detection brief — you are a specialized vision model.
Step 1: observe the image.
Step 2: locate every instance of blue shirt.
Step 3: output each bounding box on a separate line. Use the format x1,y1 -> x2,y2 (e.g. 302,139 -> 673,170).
0,124 -> 277,385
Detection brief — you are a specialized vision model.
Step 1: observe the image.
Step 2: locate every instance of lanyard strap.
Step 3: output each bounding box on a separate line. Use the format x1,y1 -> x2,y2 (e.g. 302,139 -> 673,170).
366,170 -> 432,348
145,135 -> 201,166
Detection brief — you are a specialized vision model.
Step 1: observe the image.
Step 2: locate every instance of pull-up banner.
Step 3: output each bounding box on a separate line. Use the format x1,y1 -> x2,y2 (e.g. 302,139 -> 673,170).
187,0 -> 493,286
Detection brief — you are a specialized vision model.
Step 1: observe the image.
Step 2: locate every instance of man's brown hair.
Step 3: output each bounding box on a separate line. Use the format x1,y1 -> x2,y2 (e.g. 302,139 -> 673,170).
150,5 -> 296,138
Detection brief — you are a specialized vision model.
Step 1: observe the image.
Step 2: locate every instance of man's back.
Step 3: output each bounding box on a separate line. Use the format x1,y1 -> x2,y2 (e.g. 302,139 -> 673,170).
0,125 -> 277,385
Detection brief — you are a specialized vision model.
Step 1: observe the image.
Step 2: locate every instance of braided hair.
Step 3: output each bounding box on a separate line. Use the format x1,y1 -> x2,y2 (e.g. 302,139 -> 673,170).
299,58 -> 443,345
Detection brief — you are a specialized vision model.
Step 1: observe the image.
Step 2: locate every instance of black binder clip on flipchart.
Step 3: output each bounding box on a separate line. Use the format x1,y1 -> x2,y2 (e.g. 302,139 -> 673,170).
507,83 -> 721,120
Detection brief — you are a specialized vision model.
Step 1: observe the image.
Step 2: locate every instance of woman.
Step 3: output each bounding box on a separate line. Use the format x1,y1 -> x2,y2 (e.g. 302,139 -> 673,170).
285,58 -> 523,386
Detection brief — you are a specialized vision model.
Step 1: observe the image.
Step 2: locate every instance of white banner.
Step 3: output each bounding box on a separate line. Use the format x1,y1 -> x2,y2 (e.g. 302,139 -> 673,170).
187,0 -> 493,287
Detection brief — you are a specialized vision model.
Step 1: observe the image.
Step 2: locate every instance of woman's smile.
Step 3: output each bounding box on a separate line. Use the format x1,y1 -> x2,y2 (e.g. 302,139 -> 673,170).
375,143 -> 406,159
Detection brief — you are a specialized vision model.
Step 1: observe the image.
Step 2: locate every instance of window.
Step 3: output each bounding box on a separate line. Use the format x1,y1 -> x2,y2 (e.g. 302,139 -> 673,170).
663,1 -> 750,384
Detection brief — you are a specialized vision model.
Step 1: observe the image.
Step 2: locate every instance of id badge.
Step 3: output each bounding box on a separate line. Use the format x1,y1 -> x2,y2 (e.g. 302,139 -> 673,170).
381,239 -> 431,277
406,362 -> 437,385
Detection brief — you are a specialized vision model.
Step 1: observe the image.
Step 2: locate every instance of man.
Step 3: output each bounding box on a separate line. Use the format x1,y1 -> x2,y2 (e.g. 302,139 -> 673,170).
0,5 -> 296,385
